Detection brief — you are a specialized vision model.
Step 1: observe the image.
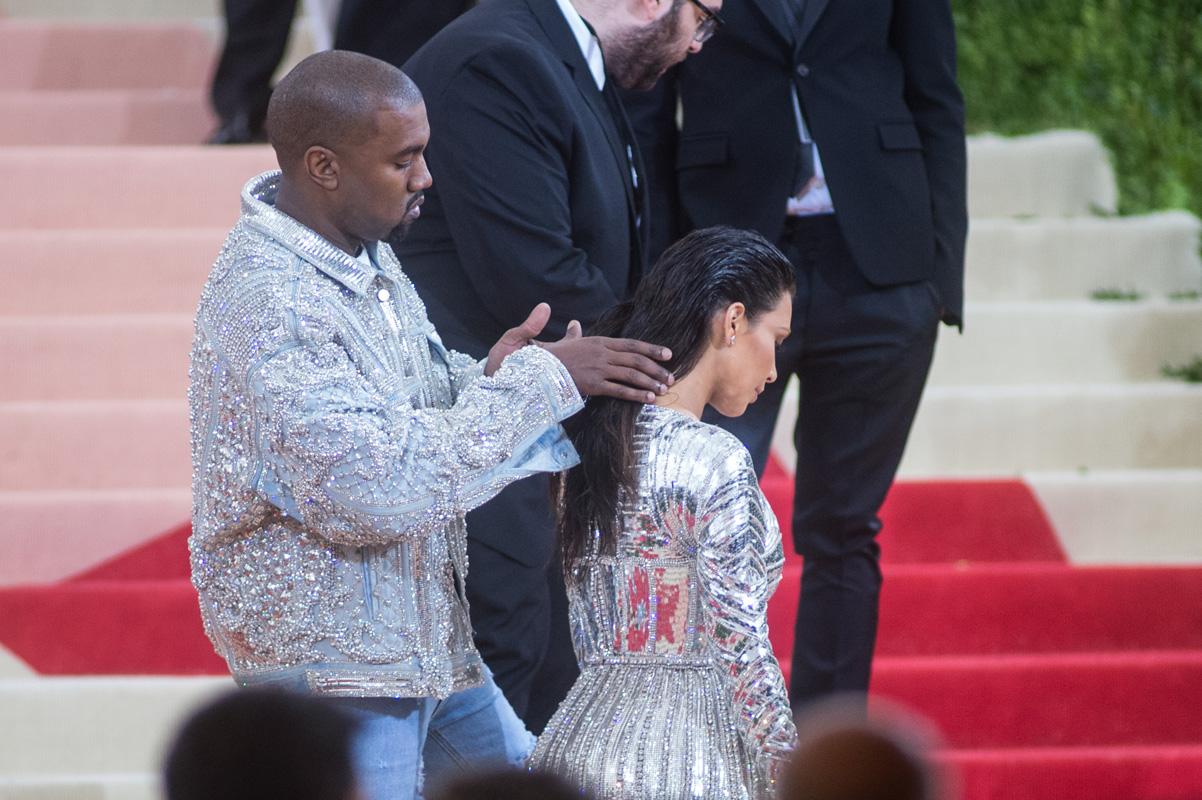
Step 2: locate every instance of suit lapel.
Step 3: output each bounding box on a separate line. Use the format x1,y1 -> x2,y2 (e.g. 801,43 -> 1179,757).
525,0 -> 641,255
746,0 -> 795,49
746,0 -> 830,56
795,0 -> 830,53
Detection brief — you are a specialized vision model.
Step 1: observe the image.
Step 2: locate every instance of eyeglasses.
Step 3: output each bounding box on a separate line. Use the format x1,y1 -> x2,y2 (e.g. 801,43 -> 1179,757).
683,0 -> 724,44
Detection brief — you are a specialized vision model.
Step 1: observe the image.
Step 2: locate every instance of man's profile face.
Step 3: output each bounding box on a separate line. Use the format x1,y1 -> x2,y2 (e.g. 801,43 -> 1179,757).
608,0 -> 723,91
336,99 -> 432,246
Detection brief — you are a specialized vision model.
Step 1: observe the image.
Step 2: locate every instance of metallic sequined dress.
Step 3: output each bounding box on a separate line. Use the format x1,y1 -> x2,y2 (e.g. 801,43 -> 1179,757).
189,171 -> 582,699
529,405 -> 797,799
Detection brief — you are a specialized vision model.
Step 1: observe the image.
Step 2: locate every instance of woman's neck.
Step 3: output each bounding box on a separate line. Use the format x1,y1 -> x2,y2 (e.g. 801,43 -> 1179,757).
653,367 -> 711,420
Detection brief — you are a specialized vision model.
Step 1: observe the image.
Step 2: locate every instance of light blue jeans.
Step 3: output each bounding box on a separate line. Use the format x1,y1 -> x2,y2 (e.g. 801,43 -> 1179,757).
330,670 -> 535,800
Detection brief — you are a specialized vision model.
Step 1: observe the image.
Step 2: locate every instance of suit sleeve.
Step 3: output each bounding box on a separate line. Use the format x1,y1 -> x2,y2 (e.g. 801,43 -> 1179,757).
890,0 -> 968,326
422,47 -> 622,336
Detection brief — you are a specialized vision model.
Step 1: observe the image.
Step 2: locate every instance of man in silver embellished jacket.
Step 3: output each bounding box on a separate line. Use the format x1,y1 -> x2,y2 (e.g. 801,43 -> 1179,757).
188,51 -> 674,800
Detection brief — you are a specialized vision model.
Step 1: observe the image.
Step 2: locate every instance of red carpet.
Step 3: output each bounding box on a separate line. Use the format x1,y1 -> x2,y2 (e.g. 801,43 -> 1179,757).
2,459 -> 1201,798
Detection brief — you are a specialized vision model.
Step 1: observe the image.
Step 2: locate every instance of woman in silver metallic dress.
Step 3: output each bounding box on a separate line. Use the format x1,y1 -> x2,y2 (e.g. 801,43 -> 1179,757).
529,227 -> 799,799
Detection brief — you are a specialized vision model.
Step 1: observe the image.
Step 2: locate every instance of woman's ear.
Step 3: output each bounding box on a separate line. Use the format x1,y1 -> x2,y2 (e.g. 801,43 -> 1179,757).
726,302 -> 747,337
714,302 -> 746,347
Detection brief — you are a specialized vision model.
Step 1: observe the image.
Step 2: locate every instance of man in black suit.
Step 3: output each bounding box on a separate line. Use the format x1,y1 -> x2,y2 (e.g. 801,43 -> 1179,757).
637,0 -> 967,710
398,0 -> 721,732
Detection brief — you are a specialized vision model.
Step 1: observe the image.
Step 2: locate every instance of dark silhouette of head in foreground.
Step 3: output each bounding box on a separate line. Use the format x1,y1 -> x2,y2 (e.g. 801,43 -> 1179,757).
426,768 -> 590,800
163,688 -> 362,800
780,697 -> 952,800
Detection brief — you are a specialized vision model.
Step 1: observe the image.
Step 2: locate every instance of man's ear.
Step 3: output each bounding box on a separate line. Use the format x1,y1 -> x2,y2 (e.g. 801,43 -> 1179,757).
632,0 -> 666,23
302,145 -> 340,191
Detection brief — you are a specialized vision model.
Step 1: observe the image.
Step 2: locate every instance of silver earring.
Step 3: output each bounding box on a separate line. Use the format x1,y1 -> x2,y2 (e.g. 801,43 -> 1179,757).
728,335 -> 736,346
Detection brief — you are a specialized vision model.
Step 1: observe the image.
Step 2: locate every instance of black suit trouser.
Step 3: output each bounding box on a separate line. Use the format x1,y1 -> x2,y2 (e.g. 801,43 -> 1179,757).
704,214 -> 939,711
211,0 -> 298,131
464,474 -> 579,735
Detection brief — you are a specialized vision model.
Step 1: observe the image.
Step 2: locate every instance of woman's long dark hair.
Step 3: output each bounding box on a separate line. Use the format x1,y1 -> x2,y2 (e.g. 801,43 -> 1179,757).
555,226 -> 795,570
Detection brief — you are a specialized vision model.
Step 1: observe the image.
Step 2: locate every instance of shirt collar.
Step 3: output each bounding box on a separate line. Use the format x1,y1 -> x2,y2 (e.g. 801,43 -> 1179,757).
240,171 -> 380,297
554,0 -> 606,90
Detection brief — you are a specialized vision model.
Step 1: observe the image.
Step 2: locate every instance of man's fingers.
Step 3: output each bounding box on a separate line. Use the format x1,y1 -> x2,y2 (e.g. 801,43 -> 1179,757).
608,336 -> 673,363
592,380 -> 658,404
502,302 -> 551,343
605,350 -> 673,388
564,319 -> 583,340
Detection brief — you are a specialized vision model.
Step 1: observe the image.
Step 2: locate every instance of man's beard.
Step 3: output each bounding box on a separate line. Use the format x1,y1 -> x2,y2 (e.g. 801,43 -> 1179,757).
384,192 -> 424,249
605,3 -> 684,92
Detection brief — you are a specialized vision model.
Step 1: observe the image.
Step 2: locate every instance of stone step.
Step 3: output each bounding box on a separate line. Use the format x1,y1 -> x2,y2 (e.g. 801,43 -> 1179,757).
967,130 -> 1117,218
0,0 -> 219,19
902,384 -> 1202,475
0,489 -> 190,586
966,212 -> 1202,301
0,229 -> 224,317
0,146 -> 276,230
4,300 -> 1195,404
0,677 -> 230,775
0,21 -> 214,91
0,89 -> 213,145
0,401 -> 189,491
0,774 -> 157,800
0,315 -> 193,402
771,382 -> 1202,477
1028,470 -> 1202,565
0,131 -> 1125,228
928,300 -> 1202,386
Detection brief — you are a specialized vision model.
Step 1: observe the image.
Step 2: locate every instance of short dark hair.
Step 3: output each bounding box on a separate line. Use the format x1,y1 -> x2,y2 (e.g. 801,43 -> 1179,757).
163,688 -> 360,800
266,49 -> 423,169
426,768 -> 591,800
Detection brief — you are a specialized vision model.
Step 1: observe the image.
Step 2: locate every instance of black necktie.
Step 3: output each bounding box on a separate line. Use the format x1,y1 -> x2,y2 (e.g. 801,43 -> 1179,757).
602,80 -> 643,230
782,0 -> 815,196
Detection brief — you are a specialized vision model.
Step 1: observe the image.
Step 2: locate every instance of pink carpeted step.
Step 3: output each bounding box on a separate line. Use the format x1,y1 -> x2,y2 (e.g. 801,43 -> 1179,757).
0,580 -> 224,675
761,458 -> 1067,564
943,744 -> 1202,800
865,651 -> 1202,748
0,489 -> 189,586
768,564 -> 1202,657
0,315 -> 192,401
0,146 -> 277,230
70,522 -> 192,583
0,89 -> 214,145
0,229 -> 224,316
0,400 -> 188,490
0,21 -> 214,91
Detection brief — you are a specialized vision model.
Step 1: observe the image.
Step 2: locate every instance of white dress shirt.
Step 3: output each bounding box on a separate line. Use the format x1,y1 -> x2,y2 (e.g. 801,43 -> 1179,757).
555,0 -> 606,90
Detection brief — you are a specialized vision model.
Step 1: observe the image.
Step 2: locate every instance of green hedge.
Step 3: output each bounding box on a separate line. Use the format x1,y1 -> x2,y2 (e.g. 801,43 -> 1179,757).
955,0 -> 1202,216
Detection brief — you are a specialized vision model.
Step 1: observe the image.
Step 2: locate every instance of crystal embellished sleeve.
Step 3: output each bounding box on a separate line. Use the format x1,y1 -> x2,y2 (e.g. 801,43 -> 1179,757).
696,445 -> 798,795
446,348 -> 486,396
250,336 -> 581,547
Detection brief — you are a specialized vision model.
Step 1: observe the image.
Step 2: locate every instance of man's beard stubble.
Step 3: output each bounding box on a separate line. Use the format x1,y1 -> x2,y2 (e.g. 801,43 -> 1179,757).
605,3 -> 684,92
384,191 -> 424,250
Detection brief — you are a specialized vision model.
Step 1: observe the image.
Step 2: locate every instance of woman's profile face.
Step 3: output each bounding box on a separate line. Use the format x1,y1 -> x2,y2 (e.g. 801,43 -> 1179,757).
709,291 -> 793,417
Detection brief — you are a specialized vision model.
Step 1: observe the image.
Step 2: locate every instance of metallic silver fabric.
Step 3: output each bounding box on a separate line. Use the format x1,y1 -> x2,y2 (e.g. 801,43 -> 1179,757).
189,171 -> 582,698
530,405 -> 797,798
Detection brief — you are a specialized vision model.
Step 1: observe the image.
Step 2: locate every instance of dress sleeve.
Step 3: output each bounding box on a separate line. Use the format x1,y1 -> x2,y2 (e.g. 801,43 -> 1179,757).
696,444 -> 798,795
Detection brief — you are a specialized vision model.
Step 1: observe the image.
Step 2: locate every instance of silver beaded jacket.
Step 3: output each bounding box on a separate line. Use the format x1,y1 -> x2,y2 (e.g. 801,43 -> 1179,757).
530,405 -> 797,799
188,171 -> 582,699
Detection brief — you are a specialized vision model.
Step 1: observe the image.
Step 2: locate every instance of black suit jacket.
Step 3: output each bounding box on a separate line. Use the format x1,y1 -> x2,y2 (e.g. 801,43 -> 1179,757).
657,0 -> 967,324
399,0 -> 648,358
399,0 -> 648,567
